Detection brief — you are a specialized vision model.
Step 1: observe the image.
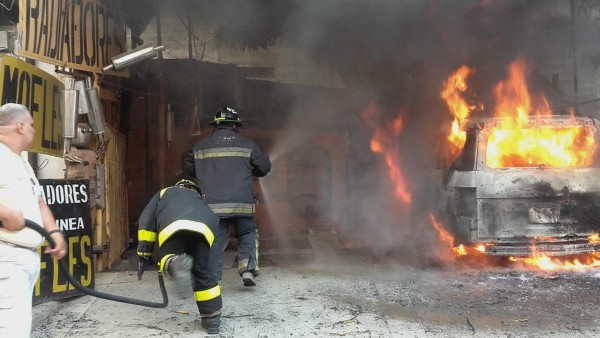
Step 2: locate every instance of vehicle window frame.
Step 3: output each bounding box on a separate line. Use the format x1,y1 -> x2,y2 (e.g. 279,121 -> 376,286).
443,127 -> 478,186
452,128 -> 478,172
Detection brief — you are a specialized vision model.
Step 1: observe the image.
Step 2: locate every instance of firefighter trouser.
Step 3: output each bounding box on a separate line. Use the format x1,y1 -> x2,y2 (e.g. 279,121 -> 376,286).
160,232 -> 222,316
207,216 -> 259,282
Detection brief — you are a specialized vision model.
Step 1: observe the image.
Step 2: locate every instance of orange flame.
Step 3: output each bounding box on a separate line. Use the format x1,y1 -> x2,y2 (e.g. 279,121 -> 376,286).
428,213 -> 455,249
428,213 -> 485,256
485,59 -> 598,168
492,58 -> 545,120
441,59 -> 598,168
486,124 -> 598,168
509,252 -> 600,271
441,65 -> 477,157
363,101 -> 412,204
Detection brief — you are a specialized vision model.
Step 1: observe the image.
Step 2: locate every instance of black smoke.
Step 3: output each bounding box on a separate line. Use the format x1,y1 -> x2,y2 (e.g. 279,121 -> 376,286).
165,0 -> 600,261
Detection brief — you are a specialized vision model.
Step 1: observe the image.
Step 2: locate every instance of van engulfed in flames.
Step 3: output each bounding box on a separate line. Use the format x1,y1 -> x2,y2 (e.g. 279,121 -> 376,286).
434,115 -> 600,257
434,58 -> 600,259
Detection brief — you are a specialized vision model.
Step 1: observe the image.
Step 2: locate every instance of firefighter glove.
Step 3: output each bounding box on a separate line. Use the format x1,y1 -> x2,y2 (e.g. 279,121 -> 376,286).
137,241 -> 154,261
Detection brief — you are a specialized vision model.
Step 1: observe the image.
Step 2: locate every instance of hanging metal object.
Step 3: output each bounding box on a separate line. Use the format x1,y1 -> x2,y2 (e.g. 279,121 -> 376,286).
74,80 -> 92,115
86,87 -> 106,135
63,77 -> 79,139
72,123 -> 93,148
102,45 -> 165,72
83,77 -> 106,135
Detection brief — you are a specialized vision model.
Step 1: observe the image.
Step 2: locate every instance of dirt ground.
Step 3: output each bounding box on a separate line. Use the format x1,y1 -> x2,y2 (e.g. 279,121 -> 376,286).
32,234 -> 600,338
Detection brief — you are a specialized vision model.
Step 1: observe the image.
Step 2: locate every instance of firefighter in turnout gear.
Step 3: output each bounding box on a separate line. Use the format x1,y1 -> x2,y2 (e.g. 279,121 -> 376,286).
184,106 -> 271,287
137,179 -> 222,334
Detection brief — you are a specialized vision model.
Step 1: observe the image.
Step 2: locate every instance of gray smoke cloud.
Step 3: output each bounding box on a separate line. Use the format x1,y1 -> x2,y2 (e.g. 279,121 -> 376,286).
257,1 -> 577,257
143,0 -> 600,264
253,0 -> 600,264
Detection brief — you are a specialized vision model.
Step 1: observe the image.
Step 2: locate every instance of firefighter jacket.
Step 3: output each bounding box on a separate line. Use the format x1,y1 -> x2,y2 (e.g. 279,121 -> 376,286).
183,125 -> 272,217
137,186 -> 219,259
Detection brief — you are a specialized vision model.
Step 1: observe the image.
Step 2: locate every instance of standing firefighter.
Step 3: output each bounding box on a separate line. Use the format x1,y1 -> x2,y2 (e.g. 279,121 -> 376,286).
184,106 -> 271,286
137,179 -> 222,334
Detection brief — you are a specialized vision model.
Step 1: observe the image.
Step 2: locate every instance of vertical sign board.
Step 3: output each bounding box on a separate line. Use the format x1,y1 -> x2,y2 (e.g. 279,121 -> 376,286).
18,0 -> 127,74
0,55 -> 64,157
33,179 -> 94,305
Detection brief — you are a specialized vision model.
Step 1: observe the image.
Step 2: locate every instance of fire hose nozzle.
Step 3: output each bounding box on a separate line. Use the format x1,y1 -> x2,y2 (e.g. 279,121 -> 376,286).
138,258 -> 149,281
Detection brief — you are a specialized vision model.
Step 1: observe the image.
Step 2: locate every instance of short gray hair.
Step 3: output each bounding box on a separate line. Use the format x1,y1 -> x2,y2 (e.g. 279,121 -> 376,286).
0,103 -> 30,126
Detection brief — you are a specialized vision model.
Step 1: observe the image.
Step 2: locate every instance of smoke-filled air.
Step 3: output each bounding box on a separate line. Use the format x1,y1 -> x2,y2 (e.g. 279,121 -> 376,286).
169,0 -> 600,266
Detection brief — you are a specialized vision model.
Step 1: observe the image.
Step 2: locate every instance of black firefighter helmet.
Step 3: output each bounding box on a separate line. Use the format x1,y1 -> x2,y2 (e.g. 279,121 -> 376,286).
175,179 -> 201,194
209,106 -> 242,126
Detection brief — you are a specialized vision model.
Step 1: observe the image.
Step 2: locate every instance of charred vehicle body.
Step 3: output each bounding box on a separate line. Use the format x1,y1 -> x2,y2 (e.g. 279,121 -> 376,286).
435,115 -> 600,256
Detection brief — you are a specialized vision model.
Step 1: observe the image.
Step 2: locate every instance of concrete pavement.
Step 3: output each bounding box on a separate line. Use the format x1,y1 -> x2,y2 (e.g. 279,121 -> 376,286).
32,239 -> 421,338
31,234 -> 600,337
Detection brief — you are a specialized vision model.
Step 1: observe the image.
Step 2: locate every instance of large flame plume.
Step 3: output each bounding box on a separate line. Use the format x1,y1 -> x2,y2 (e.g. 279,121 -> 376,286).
362,101 -> 412,205
441,65 -> 478,159
486,59 -> 598,168
441,58 -> 598,169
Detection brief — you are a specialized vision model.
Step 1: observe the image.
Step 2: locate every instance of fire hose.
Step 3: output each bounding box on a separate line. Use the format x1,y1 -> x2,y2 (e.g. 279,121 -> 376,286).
25,220 -> 169,308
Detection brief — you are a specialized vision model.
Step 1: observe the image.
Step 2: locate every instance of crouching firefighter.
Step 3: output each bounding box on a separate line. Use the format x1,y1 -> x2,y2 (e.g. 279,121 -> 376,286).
137,179 -> 222,334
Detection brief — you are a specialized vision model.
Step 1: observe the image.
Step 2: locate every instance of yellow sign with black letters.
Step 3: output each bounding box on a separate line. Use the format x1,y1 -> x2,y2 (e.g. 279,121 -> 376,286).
34,179 -> 94,304
0,56 -> 64,157
19,0 -> 127,74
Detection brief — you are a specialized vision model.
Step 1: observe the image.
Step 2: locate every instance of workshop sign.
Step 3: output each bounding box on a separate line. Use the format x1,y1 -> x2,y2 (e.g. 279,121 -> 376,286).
19,0 -> 127,73
33,179 -> 94,305
0,55 -> 64,157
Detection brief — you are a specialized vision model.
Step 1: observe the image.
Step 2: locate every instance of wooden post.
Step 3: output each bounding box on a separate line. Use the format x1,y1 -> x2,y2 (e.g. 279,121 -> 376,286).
157,71 -> 167,188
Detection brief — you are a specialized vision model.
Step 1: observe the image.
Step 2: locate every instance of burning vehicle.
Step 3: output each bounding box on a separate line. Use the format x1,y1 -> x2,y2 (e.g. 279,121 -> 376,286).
434,114 -> 600,257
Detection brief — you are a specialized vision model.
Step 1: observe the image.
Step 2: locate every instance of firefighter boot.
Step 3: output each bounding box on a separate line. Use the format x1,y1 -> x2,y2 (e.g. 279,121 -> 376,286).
165,254 -> 193,299
241,271 -> 256,287
201,315 -> 221,334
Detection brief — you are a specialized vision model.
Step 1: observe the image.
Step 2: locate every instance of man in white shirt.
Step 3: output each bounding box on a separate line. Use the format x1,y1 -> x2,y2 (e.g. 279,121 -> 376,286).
0,103 -> 67,337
